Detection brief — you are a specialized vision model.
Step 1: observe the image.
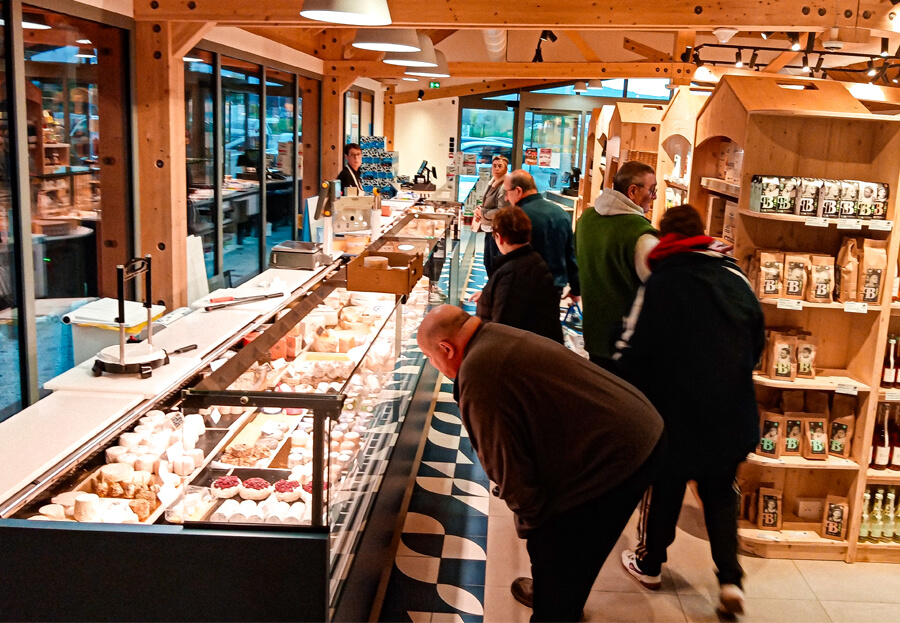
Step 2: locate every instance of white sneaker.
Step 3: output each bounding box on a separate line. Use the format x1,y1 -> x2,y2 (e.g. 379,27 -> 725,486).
621,549 -> 662,590
717,584 -> 745,616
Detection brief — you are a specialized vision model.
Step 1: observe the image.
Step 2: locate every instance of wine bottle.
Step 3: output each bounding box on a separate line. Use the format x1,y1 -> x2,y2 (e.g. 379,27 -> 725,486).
890,406 -> 900,471
873,404 -> 892,470
860,490 -> 871,543
871,489 -> 885,541
883,338 -> 898,388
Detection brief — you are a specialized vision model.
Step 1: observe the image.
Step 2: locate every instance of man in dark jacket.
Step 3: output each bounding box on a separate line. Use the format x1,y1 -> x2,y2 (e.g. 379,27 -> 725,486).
504,170 -> 580,302
474,206 -> 563,343
614,205 -> 765,618
418,305 -> 664,622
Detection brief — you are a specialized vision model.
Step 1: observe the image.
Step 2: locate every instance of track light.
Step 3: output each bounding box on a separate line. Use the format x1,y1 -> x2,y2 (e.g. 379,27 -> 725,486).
805,32 -> 816,53
883,38 -> 891,57
532,43 -> 544,63
692,50 -> 704,67
679,46 -> 693,63
417,89 -> 424,101
802,54 -> 810,72
749,50 -> 758,69
734,49 -> 743,68
814,55 -> 824,72
761,32 -> 773,40
868,60 -> 877,77
788,32 -> 801,51
540,30 -> 557,43
893,72 -> 899,84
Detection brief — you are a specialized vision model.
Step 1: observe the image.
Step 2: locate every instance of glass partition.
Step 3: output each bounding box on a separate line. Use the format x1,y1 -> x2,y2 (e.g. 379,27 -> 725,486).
360,92 -> 373,138
522,110 -> 581,194
184,49 -> 216,278
0,0 -> 22,419
344,91 -> 360,146
222,56 -> 261,286
264,68 -> 295,259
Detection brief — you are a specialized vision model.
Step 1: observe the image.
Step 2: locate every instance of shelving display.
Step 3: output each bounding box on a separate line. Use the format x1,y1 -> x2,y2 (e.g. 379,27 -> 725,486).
691,75 -> 900,563
602,102 -> 664,196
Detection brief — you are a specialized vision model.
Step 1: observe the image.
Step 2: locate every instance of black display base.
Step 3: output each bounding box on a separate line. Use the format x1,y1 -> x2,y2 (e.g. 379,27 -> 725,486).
91,352 -> 170,379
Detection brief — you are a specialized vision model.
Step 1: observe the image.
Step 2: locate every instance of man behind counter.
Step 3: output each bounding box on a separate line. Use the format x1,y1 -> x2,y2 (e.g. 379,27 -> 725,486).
337,142 -> 363,193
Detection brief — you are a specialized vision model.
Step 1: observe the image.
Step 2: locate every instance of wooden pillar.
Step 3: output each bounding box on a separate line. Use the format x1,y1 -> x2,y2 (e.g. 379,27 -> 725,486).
319,30 -> 354,182
383,86 -> 396,151
300,75 -> 321,215
134,21 -> 211,309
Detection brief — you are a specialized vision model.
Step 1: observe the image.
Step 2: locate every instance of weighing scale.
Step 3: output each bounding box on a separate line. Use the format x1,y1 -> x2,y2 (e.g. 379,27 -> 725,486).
92,255 -> 172,379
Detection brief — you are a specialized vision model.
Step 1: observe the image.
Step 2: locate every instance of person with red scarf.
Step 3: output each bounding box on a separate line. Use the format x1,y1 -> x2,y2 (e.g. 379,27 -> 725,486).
613,205 -> 765,618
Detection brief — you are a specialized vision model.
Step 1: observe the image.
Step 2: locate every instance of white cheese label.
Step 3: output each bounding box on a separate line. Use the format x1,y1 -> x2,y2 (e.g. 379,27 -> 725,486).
837,219 -> 863,230
885,390 -> 900,402
209,408 -> 222,425
843,301 -> 868,314
836,384 -> 859,396
777,298 -> 803,310
869,220 -> 893,231
805,217 -> 829,227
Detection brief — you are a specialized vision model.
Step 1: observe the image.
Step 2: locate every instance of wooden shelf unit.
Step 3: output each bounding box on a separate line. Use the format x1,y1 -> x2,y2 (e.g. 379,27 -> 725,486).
692,74 -> 900,563
653,86 -> 706,227
603,102 -> 664,193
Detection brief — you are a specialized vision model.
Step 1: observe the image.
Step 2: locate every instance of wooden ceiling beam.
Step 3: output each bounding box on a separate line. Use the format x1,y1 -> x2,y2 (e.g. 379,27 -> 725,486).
240,27 -> 321,56
325,60 -> 694,81
763,50 -> 798,73
135,0 -> 866,31
623,36 -> 672,62
426,30 -> 457,45
564,31 -> 601,62
387,79 -> 558,105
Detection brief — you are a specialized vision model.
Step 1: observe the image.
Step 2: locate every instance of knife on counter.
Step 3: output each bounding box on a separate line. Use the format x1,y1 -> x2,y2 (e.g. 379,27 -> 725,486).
204,292 -> 283,311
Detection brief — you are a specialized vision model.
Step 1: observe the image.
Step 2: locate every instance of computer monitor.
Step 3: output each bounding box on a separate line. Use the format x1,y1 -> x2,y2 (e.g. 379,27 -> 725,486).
416,160 -> 429,177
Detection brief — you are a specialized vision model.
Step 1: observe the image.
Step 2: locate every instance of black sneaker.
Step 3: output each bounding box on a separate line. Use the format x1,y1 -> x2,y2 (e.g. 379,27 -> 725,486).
510,576 -> 533,608
491,485 -> 500,497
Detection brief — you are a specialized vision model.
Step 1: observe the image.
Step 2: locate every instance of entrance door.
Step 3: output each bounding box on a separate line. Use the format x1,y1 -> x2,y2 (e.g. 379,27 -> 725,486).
522,110 -> 582,194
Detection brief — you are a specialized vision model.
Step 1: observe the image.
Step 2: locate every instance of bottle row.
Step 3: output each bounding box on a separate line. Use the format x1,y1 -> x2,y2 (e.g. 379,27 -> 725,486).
859,486 -> 899,543
870,402 -> 900,471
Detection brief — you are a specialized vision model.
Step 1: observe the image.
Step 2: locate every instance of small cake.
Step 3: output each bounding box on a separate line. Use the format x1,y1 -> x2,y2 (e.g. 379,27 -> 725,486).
211,475 -> 241,499
73,493 -> 102,522
273,479 -> 303,503
38,504 -> 67,520
239,477 -> 274,501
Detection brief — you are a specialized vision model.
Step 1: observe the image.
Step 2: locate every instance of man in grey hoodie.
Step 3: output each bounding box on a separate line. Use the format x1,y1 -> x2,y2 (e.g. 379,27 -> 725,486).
575,161 -> 659,368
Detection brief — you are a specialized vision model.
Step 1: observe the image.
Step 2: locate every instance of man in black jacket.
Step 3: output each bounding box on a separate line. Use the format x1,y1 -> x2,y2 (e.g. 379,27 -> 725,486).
473,206 -> 563,343
614,205 -> 765,618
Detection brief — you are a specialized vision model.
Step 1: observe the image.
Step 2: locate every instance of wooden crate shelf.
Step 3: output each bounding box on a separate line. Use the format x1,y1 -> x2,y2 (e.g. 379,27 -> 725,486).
700,176 -> 740,199
737,525 -> 848,560
866,468 -> 900,484
753,370 -> 869,392
758,298 -> 881,312
738,207 -> 893,230
856,540 -> 900,562
746,453 -> 860,470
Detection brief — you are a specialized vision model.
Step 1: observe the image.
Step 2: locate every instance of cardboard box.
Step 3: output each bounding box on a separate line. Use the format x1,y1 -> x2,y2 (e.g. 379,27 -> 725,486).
723,200 -> 739,244
707,195 -> 727,238
347,250 -> 424,295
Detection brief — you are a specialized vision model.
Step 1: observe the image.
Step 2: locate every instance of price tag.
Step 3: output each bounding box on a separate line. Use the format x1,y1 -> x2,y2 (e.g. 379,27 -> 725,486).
157,484 -> 179,507
271,357 -> 287,370
169,412 -> 184,430
805,217 -> 829,228
885,390 -> 900,402
868,220 -> 893,231
843,301 -> 868,314
777,298 -> 803,310
836,384 -> 859,396
837,219 -> 863,230
209,408 -> 222,425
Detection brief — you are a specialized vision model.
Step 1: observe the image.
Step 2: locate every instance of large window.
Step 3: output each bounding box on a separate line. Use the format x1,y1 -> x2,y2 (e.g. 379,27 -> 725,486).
185,50 -> 216,277
0,1 -> 21,419
264,67 -> 296,259
343,88 -> 373,148
460,108 -> 514,165
22,6 -> 131,385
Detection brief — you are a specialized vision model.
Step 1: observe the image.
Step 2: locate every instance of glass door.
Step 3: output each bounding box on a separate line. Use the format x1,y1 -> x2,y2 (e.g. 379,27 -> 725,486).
522,110 -> 582,194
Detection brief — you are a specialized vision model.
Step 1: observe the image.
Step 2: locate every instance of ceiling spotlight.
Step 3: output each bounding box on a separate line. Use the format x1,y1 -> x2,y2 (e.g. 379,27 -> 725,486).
532,43 -> 544,63
679,46 -> 693,63
713,27 -> 739,44
402,77 -> 418,81
692,50 -> 704,67
734,50 -> 743,68
788,32 -> 801,51
573,81 -> 588,93
183,56 -> 204,63
540,30 -> 558,43
883,38 -> 891,57
868,60 -> 877,77
802,54 -> 810,72
814,55 -> 824,72
749,50 -> 759,69
76,38 -> 91,45
893,72 -> 899,84
300,0 -> 391,26
761,32 -> 774,40
74,44 -> 96,59
352,28 -> 420,53
416,89 -> 424,101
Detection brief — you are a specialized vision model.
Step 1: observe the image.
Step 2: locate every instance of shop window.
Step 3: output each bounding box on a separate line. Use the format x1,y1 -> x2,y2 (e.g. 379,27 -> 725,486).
221,55 -> 262,286
184,49 -> 216,278
22,6 -> 132,388
264,67 -> 296,258
360,92 -> 373,137
460,108 -> 514,165
0,0 -> 22,419
344,90 -> 360,146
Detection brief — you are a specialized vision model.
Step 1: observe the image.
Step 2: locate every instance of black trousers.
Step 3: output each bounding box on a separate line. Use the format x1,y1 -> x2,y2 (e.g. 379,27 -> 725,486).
525,434 -> 665,622
635,449 -> 745,588
483,231 -> 500,276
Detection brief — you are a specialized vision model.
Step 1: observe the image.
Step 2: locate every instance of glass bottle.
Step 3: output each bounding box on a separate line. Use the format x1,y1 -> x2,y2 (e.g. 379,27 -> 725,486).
871,489 -> 885,541
873,404 -> 892,470
884,490 -> 896,543
883,338 -> 897,388
860,489 -> 871,542
890,406 -> 900,471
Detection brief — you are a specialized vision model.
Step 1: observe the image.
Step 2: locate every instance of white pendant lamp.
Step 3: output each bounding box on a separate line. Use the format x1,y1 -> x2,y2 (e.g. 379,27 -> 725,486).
352,29 -> 421,53
404,51 -> 450,78
383,33 -> 438,67
300,0 -> 391,26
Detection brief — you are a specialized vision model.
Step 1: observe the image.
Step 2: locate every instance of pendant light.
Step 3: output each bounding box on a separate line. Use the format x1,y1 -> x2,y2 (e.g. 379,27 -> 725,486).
352,28 -> 420,53
300,0 -> 391,26
572,81 -> 588,93
75,44 -> 96,59
383,33 -> 438,67
404,50 -> 450,78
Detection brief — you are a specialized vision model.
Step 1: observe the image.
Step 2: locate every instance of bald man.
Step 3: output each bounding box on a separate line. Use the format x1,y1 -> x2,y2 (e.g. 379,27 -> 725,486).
417,305 -> 665,622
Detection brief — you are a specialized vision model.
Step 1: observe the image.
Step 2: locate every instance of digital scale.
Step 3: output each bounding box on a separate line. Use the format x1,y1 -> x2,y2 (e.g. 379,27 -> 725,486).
268,240 -> 331,270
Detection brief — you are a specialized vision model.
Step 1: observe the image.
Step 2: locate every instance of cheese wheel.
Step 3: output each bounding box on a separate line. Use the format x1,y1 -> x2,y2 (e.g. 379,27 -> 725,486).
363,255 -> 389,269
344,432 -> 361,446
173,456 -> 196,477
116,453 -> 138,468
134,455 -> 156,473
73,493 -> 102,522
39,504 -> 67,520
185,448 -> 205,467
101,463 -> 135,483
105,446 -> 128,463
118,433 -> 141,449
340,440 -> 357,454
212,499 -> 240,522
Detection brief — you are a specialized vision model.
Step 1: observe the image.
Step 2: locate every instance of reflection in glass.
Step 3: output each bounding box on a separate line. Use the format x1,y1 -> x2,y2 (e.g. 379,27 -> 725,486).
24,5 -> 131,390
222,56 -> 261,285
184,50 -> 216,277
522,110 -> 582,194
360,92 -> 373,138
264,68 -> 296,259
344,91 -> 360,145
0,0 -> 23,418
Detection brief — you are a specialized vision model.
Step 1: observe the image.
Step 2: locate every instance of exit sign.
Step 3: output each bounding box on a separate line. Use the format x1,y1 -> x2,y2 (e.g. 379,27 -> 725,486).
429,81 -> 441,89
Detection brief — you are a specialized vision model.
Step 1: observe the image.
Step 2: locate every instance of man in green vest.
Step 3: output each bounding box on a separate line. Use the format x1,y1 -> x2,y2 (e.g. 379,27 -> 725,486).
576,161 -> 659,369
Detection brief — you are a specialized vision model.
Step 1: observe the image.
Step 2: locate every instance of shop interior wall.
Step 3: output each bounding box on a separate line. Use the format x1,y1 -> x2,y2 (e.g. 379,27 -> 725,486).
394,98 -> 459,181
